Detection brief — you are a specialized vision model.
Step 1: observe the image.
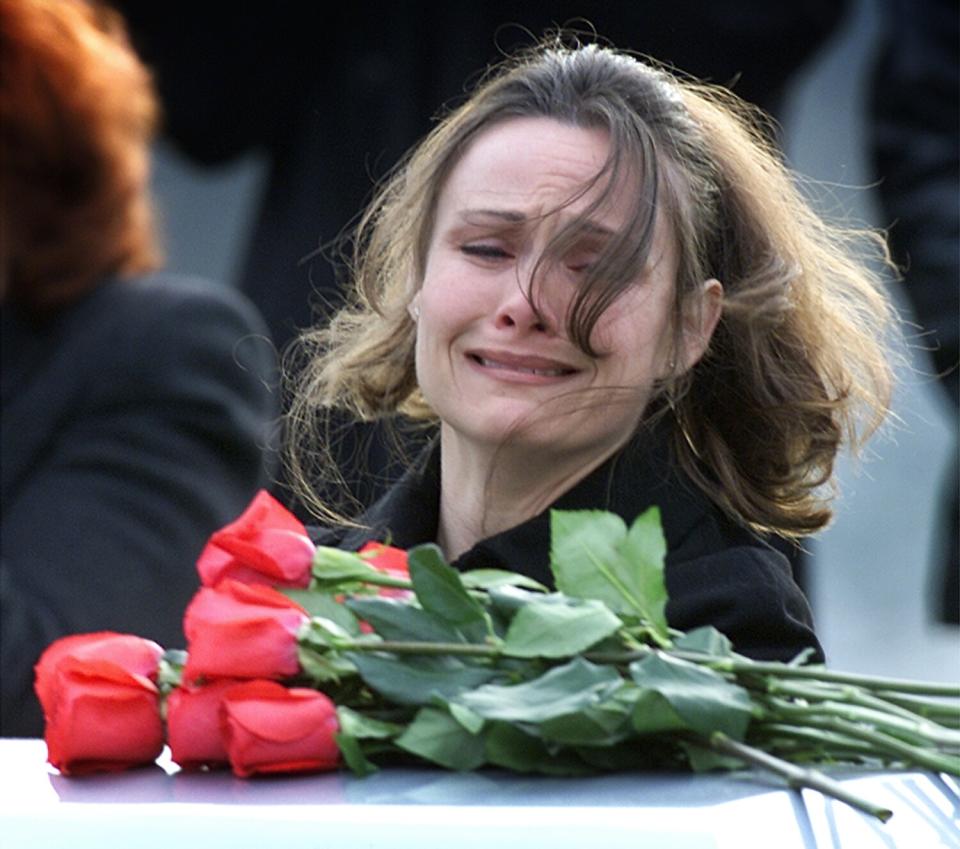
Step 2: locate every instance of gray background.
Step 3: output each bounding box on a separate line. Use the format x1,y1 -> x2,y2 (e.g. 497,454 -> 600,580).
148,0 -> 958,682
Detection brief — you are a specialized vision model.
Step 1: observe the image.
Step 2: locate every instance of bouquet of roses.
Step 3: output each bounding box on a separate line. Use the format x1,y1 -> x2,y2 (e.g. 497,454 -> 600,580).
35,491 -> 960,822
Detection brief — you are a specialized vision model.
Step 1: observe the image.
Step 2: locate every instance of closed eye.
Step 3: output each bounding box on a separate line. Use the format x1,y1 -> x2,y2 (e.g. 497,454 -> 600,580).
461,244 -> 511,260
563,248 -> 601,275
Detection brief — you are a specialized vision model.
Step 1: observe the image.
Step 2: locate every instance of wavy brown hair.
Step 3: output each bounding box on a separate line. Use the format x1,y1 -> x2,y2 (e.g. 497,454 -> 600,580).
0,0 -> 160,314
287,40 -> 897,537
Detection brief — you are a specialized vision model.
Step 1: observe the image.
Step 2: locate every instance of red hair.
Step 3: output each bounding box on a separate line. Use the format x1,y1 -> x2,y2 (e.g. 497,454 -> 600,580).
0,0 -> 161,314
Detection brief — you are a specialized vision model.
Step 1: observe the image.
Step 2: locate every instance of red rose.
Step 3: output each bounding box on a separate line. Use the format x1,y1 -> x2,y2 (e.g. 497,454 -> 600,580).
166,679 -> 241,770
35,632 -> 162,716
220,680 -> 340,777
359,541 -> 411,600
34,632 -> 164,775
359,541 -> 409,579
182,580 -> 308,683
197,490 -> 315,588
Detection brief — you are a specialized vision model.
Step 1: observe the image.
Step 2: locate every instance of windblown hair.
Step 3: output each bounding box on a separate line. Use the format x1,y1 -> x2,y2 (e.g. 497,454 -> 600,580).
0,0 -> 161,314
287,39 -> 897,537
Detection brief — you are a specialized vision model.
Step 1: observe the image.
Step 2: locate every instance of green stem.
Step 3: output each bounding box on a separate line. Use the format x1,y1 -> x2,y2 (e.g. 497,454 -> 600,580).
581,647 -> 960,698
319,638 -> 960,710
336,639 -> 502,658
320,573 -> 414,590
875,691 -> 960,727
729,663 -> 960,698
768,680 -> 941,728
690,732 -> 893,822
762,691 -> 960,750
763,713 -> 960,775
755,722 -> 881,759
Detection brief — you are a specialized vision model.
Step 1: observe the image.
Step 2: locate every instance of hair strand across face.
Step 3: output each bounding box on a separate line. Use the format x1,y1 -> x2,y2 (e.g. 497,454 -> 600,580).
284,37 -> 899,538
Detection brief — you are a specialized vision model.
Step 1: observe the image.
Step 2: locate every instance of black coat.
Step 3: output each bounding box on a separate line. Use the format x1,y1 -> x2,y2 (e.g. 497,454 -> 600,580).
1,274 -> 278,737
311,430 -> 824,664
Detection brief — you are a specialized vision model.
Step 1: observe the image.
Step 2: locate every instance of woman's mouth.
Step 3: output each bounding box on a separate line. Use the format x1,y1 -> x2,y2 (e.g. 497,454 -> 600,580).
466,350 -> 579,380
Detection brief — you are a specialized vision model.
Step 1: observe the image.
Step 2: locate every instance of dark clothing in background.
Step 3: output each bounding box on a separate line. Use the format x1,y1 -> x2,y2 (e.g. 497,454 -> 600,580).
1,274 -> 278,737
868,0 -> 959,623
311,429 -> 825,665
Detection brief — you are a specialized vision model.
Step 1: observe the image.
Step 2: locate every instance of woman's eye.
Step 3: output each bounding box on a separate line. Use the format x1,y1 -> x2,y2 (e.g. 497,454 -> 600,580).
566,258 -> 597,273
564,249 -> 600,274
460,244 -> 511,260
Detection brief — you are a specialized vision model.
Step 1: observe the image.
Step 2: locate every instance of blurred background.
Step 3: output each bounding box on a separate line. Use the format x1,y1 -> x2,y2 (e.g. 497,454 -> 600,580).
127,0 -> 957,681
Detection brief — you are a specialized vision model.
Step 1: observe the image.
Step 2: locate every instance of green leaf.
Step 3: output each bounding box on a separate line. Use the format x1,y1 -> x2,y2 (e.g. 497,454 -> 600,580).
502,598 -> 622,658
549,508 -> 669,644
539,702 -> 633,747
283,589 -> 361,635
629,653 -> 755,740
312,546 -> 388,585
484,722 -> 592,776
348,653 -> 499,706
448,702 -> 485,735
575,737 -> 679,771
158,649 -> 186,692
297,644 -> 357,684
346,597 -> 465,643
161,647 -> 188,669
395,707 -> 486,770
335,732 -> 380,776
487,585 -> 560,618
620,506 -> 668,632
673,626 -> 733,657
678,740 -> 746,772
629,690 -> 690,735
337,706 -> 405,740
788,647 -> 818,667
455,657 -> 623,723
460,569 -> 548,592
298,616 -> 357,650
407,545 -> 491,640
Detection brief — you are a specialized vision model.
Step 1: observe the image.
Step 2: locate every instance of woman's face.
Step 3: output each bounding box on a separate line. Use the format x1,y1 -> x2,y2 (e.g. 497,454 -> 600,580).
413,116 -> 716,465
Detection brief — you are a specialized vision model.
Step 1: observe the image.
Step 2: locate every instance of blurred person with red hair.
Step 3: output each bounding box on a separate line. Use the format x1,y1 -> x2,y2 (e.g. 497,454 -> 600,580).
0,0 -> 277,736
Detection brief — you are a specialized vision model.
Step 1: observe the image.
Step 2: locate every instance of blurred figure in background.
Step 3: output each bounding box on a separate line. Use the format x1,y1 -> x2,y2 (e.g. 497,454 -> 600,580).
0,0 -> 278,736
867,0 -> 958,624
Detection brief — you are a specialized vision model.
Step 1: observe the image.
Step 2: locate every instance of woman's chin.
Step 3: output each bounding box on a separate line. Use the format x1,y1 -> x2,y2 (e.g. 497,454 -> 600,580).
441,410 -> 626,465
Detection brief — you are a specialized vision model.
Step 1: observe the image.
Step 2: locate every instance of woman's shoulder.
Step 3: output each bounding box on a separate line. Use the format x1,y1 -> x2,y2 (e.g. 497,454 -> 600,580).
92,272 -> 269,338
667,542 -> 796,596
308,524 -> 351,548
2,272 -> 277,447
72,273 -> 275,386
665,543 -> 823,663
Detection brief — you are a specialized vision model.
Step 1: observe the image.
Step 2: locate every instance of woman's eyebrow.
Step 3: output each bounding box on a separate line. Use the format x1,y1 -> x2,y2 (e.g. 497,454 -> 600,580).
570,220 -> 617,240
458,209 -> 617,239
459,208 -> 528,225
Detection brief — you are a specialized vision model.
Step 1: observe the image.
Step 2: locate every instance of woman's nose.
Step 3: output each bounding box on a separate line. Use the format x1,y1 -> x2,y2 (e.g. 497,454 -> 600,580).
493,270 -> 558,334
494,300 -> 548,333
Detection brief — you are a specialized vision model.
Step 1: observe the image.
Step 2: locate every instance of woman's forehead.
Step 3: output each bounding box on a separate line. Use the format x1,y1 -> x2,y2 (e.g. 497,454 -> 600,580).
434,116 -> 636,229
430,116 -> 677,271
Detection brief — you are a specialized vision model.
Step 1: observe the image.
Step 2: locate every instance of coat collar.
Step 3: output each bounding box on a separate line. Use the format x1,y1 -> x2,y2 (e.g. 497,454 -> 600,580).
326,421 -> 735,586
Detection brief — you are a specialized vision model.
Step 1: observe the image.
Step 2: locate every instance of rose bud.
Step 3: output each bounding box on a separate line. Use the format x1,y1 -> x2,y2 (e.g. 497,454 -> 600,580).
34,633 -> 164,775
197,490 -> 315,588
359,541 -> 411,600
166,679 -> 243,770
359,541 -> 409,578
35,632 -> 162,717
182,580 -> 308,683
220,680 -> 340,777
